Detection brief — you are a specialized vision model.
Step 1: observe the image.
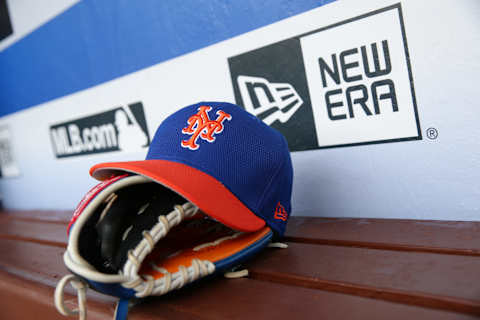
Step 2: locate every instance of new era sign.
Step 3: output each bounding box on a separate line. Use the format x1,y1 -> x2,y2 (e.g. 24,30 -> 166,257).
228,4 -> 421,151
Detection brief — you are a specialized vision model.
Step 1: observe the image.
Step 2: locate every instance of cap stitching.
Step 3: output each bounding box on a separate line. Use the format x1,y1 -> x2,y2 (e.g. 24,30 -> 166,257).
254,134 -> 289,221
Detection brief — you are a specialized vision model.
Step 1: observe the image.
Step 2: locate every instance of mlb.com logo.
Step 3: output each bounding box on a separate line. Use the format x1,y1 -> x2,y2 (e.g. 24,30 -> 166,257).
49,102 -> 150,158
229,4 -> 421,151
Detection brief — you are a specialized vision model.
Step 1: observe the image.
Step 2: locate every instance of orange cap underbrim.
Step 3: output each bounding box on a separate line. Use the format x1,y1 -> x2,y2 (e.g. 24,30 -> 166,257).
90,160 -> 265,232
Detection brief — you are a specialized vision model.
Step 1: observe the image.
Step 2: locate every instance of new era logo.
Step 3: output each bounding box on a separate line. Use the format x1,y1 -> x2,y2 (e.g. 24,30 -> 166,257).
237,76 -> 303,125
229,4 -> 421,151
274,202 -> 288,221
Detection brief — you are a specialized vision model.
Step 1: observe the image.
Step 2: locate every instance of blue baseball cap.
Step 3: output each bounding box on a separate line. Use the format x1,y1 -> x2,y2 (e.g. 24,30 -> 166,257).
90,102 -> 293,236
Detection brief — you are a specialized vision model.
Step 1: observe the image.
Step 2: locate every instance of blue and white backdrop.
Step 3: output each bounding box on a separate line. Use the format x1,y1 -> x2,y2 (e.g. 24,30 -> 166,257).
0,0 -> 479,221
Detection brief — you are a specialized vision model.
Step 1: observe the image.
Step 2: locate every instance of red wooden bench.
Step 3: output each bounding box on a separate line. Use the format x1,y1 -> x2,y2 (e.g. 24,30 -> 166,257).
1,210 -> 479,319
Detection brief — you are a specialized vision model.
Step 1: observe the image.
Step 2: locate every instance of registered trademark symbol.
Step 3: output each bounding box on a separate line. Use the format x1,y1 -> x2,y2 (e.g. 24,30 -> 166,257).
426,127 -> 438,140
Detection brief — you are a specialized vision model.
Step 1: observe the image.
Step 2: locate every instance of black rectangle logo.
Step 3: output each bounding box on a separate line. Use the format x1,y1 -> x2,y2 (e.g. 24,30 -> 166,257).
50,102 -> 150,158
229,3 -> 420,151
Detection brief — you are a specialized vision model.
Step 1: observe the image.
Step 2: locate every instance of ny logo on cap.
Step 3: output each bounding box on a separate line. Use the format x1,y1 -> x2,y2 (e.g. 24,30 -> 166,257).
181,106 -> 232,150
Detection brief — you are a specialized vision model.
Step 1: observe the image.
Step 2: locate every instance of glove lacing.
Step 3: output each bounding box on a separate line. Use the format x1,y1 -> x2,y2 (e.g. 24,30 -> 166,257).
54,201 -> 213,319
54,274 -> 88,320
222,242 -> 288,279
54,200 -> 287,319
122,203 -> 215,297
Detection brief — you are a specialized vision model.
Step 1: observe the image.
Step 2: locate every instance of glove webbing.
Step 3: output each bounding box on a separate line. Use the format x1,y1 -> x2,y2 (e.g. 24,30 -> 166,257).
122,202 -> 215,297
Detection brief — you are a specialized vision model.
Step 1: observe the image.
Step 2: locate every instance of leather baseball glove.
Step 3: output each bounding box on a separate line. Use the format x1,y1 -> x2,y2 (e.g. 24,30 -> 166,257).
54,173 -> 277,320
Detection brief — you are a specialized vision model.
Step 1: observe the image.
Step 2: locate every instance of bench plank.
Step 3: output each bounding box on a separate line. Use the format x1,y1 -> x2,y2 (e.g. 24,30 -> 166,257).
2,209 -> 71,223
139,277 -> 478,320
0,271 -> 116,320
0,218 -> 66,247
2,211 -> 480,318
285,217 -> 480,255
3,212 -> 480,255
247,242 -> 480,315
4,213 -> 480,256
0,241 -> 475,320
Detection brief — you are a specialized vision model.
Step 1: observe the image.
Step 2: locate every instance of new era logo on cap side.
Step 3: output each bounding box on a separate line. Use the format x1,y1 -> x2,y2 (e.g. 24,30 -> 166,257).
237,75 -> 303,125
274,202 -> 288,221
181,106 -> 232,151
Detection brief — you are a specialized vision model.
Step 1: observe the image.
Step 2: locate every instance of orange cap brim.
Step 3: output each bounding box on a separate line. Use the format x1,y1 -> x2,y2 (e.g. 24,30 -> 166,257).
90,160 -> 265,232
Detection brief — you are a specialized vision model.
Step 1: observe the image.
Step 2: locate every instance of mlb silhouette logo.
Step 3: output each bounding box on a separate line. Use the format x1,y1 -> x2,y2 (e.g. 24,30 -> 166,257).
50,102 -> 150,158
115,105 -> 149,152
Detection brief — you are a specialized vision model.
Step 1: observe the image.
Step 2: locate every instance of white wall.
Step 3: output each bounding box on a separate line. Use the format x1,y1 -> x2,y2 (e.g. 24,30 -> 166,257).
1,0 -> 479,221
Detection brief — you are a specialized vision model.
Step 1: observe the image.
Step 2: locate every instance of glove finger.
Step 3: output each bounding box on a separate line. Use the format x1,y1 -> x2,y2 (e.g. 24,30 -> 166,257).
96,182 -> 163,266
111,188 -> 187,271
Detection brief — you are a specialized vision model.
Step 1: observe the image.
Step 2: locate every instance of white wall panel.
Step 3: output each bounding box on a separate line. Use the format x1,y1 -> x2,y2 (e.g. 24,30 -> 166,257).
1,0 -> 478,221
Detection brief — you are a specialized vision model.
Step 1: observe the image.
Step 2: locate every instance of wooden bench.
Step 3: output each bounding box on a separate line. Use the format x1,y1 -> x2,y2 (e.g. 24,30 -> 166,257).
1,210 -> 479,319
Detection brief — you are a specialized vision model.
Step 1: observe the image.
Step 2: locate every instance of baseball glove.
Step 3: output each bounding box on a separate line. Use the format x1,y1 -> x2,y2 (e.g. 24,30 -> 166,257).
54,173 -> 275,320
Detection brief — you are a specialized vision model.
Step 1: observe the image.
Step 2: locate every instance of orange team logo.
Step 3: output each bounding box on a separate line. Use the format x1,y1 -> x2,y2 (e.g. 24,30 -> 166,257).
274,202 -> 288,221
181,106 -> 232,150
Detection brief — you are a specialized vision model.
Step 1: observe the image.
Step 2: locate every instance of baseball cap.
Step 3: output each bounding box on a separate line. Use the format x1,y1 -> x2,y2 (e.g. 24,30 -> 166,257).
90,102 -> 293,236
